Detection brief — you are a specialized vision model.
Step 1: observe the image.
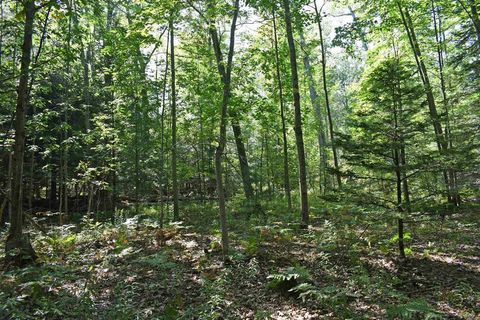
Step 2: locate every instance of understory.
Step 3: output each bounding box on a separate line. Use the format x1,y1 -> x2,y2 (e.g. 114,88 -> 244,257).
1,200 -> 479,319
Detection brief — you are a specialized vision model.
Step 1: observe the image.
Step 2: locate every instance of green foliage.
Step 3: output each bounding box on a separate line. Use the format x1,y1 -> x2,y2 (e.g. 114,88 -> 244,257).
267,265 -> 311,292
386,300 -> 442,320
134,252 -> 177,270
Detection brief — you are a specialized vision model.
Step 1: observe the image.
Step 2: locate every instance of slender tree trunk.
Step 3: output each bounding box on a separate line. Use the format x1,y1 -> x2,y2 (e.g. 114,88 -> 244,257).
199,84 -> 205,201
134,100 -> 140,215
431,1 -> 459,206
469,0 -> 480,47
397,2 -> 454,205
104,0 -> 116,213
8,152 -> 12,218
272,9 -> 292,210
395,151 -> 405,260
5,0 -> 37,267
71,0 -> 91,131
170,18 -> 179,221
63,109 -> 69,220
27,7 -> 50,211
1,152 -> 13,228
159,31 -> 170,228
230,116 -> 254,200
88,183 -> 93,216
80,48 -> 91,131
50,167 -> 57,206
393,139 -> 405,259
299,30 -> 328,195
395,60 -> 409,259
313,1 -> 341,188
282,0 -> 309,227
457,0 -> 480,47
208,0 -> 240,258
0,0 -> 3,67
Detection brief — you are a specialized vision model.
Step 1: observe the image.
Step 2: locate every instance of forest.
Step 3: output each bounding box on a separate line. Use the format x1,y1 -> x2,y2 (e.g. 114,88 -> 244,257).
0,0 -> 479,318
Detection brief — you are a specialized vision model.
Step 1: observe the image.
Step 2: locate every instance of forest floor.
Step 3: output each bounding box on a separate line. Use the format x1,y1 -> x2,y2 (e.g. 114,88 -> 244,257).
0,200 -> 479,319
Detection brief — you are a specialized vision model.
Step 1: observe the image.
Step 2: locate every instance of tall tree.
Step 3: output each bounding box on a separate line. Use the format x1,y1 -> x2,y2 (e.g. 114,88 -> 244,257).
208,0 -> 241,258
313,1 -> 341,188
397,1 -> 458,205
282,0 -> 309,227
5,0 -> 37,266
299,30 -> 328,194
272,8 -> 292,210
170,16 -> 179,221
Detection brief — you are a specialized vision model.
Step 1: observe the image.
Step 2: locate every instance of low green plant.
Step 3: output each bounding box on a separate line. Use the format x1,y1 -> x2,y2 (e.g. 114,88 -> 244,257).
386,299 -> 442,319
267,265 -> 312,296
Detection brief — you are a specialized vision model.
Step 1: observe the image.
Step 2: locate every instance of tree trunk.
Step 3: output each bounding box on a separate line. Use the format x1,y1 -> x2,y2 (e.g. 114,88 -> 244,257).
313,1 -> 341,188
170,17 -> 179,221
394,146 -> 405,259
5,0 -> 37,267
27,6 -> 50,211
299,30 -> 328,195
282,0 -> 309,227
104,0 -> 116,213
469,0 -> 480,47
0,0 -> 3,67
457,0 -> 480,47
230,115 -> 255,200
397,2 -> 454,204
208,0 -> 240,258
272,9 -> 292,210
431,1 -> 460,206
159,30 -> 170,228
1,152 -> 13,228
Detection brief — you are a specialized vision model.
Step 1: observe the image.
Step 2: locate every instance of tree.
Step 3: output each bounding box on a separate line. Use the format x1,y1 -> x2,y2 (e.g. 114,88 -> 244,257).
282,0 -> 309,227
170,15 -> 179,221
344,53 -> 425,258
208,0 -> 241,258
299,29 -> 328,194
272,7 -> 292,210
312,1 -> 341,188
5,0 -> 38,267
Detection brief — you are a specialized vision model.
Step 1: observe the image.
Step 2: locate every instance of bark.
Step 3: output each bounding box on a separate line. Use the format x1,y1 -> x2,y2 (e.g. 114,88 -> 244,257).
272,9 -> 292,210
198,84 -> 205,201
27,6 -> 51,211
70,0 -> 91,131
398,4 -> 446,149
208,0 -> 240,258
299,30 -> 328,194
397,2 -> 454,204
393,127 -> 405,259
1,152 -> 13,228
457,0 -> 480,47
159,31 -> 170,228
5,0 -> 37,267
230,115 -> 254,200
104,0 -> 116,212
50,167 -> 57,206
170,18 -> 179,221
313,1 -> 342,188
134,100 -> 140,215
282,0 -> 309,227
431,1 -> 460,206
0,0 -> 3,67
469,0 -> 480,47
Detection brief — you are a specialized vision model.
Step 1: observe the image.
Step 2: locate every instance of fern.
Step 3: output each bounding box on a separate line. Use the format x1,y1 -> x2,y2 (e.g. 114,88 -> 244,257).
267,266 -> 311,286
386,299 -> 442,319
289,283 -> 321,302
